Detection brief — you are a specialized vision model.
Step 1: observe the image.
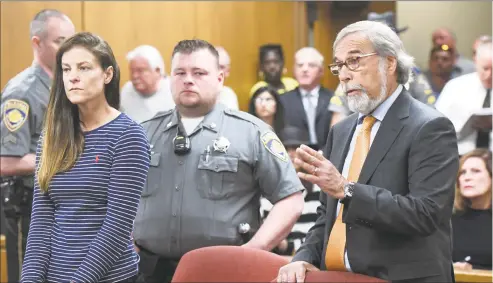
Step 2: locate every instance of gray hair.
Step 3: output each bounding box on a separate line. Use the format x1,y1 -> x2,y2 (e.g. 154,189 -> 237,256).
476,42 -> 492,60
30,9 -> 70,39
295,47 -> 324,66
215,46 -> 231,66
126,45 -> 165,76
477,35 -> 492,45
333,20 -> 415,85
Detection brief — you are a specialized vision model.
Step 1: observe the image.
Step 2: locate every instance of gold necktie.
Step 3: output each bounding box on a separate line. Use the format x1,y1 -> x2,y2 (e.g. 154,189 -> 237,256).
325,115 -> 377,271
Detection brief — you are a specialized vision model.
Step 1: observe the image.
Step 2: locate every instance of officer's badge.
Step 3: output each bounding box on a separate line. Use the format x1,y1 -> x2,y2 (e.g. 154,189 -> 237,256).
261,131 -> 288,162
213,136 -> 230,153
3,99 -> 29,132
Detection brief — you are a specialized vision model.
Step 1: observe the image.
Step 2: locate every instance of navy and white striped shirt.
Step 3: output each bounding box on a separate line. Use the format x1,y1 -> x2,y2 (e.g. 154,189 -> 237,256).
21,113 -> 150,283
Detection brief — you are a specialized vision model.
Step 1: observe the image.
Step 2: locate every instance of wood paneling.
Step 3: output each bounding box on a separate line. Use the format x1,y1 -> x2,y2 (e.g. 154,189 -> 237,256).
293,2 -> 309,52
0,1 -> 83,91
313,2 -> 338,92
313,1 -> 396,91
83,1 -> 305,110
0,1 -> 398,108
0,1 -> 306,110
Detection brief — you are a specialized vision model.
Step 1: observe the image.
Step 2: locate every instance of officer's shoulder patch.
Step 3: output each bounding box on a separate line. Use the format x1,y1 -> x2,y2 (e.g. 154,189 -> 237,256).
427,95 -> 436,105
260,131 -> 288,162
250,81 -> 268,96
281,77 -> 299,92
330,95 -> 343,106
3,99 -> 29,132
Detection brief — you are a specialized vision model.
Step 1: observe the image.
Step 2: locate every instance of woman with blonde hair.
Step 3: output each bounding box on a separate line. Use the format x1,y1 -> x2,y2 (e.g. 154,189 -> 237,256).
452,148 -> 491,271
21,32 -> 150,283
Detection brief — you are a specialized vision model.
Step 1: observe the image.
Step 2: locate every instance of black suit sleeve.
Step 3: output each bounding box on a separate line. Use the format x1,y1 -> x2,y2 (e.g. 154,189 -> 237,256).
344,117 -> 459,236
291,127 -> 334,266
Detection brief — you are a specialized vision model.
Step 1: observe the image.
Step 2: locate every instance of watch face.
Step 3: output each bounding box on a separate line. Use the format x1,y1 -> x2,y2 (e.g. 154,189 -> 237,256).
344,183 -> 354,197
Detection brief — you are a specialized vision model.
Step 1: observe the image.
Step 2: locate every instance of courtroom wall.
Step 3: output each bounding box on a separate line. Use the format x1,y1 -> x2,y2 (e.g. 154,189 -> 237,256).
397,1 -> 492,69
1,1 -> 307,110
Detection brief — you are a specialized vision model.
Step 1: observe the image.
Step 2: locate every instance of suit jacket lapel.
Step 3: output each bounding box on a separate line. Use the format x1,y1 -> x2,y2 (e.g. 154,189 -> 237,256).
333,114 -> 358,172
358,91 -> 411,184
315,88 -> 329,122
293,88 -> 308,126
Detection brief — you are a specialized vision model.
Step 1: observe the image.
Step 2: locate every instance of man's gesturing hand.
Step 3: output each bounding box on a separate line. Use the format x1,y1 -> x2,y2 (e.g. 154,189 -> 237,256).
293,145 -> 347,199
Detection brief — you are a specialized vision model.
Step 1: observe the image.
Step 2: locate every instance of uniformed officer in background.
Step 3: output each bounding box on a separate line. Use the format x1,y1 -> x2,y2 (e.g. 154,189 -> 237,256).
328,11 -> 435,126
0,10 -> 75,282
133,39 -> 305,282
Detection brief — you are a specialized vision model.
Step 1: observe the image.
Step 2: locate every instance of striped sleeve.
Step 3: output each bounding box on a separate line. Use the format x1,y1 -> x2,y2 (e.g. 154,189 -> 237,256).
70,124 -> 150,283
21,136 -> 55,283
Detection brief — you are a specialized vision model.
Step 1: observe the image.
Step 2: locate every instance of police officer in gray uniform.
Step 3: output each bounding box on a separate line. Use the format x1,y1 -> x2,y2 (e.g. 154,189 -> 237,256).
0,10 -> 74,282
133,39 -> 305,283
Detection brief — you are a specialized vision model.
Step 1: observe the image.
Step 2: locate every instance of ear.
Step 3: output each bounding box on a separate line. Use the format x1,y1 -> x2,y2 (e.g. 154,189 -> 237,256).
104,66 -> 114,84
31,36 -> 42,49
387,56 -> 398,75
217,69 -> 225,84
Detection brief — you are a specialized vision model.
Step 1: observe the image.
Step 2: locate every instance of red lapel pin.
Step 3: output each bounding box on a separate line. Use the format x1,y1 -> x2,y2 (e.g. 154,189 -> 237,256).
95,155 -> 99,163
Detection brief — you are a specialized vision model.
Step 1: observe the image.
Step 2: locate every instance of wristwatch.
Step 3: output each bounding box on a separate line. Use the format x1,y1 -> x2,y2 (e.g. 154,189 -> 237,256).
341,182 -> 355,203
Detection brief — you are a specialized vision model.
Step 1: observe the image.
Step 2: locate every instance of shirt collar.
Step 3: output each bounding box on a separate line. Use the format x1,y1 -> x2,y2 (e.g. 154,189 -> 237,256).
300,86 -> 320,98
358,84 -> 403,123
164,103 -> 224,134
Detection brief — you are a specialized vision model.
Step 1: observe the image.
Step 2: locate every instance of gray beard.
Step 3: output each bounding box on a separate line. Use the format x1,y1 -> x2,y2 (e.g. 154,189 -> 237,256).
344,61 -> 388,115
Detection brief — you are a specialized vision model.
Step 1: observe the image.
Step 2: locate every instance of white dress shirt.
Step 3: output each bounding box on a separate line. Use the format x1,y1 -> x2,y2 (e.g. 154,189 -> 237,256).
300,86 -> 320,144
217,85 -> 239,110
435,72 -> 492,155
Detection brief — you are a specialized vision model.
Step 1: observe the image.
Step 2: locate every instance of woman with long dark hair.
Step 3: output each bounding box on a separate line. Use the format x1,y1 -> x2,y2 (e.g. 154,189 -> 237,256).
248,86 -> 285,136
21,32 -> 150,283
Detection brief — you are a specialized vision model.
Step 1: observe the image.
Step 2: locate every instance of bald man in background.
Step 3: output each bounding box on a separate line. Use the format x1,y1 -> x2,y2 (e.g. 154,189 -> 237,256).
472,35 -> 492,62
216,46 -> 239,110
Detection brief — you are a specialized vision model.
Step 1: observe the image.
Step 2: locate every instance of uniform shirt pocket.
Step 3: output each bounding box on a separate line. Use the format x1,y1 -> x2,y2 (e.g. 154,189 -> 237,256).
197,155 -> 239,200
142,152 -> 161,197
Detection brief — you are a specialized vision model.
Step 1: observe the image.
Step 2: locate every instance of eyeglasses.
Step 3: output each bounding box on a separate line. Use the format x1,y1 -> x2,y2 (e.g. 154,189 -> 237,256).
328,53 -> 378,75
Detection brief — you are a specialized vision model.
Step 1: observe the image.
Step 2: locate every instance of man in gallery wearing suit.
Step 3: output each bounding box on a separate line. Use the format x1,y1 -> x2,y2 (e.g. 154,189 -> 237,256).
277,20 -> 459,283
280,47 -> 334,151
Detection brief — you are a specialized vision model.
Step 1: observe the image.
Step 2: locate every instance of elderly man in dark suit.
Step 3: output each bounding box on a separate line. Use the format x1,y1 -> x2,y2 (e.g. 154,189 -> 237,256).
277,20 -> 459,283
280,47 -> 334,151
